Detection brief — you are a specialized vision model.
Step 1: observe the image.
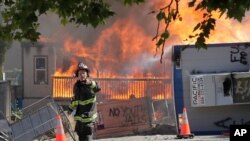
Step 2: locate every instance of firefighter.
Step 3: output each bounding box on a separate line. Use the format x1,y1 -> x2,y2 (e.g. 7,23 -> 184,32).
68,62 -> 101,141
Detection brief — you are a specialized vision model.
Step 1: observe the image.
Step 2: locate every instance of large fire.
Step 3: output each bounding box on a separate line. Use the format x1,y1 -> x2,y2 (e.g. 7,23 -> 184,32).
49,1 -> 250,100
54,18 -> 163,78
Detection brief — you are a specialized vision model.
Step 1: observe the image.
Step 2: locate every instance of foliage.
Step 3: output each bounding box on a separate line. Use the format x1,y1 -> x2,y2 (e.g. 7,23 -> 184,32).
151,0 -> 250,63
0,0 -> 140,42
11,109 -> 22,122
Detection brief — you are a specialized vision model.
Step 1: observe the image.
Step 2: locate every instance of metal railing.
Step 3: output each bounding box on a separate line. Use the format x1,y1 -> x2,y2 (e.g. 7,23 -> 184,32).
53,77 -> 172,101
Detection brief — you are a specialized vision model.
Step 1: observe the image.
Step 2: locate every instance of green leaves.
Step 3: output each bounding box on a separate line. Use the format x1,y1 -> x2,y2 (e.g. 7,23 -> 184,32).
4,0 -> 14,6
193,23 -> 201,32
156,38 -> 164,47
188,0 -> 196,7
161,31 -> 169,39
155,10 -> 168,48
0,0 -> 49,42
156,31 -> 170,47
193,0 -> 250,22
54,1 -> 115,28
157,11 -> 165,21
123,0 -> 145,5
190,13 -> 216,49
186,0 -> 250,50
152,1 -> 181,63
195,34 -> 207,49
88,2 -> 115,27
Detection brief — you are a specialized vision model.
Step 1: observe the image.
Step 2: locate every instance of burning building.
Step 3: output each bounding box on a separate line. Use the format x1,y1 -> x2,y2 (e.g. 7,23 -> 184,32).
51,34 -> 172,101
20,1 -> 174,109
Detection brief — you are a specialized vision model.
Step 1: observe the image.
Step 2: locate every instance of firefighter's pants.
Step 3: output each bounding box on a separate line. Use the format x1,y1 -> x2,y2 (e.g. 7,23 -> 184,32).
75,121 -> 93,141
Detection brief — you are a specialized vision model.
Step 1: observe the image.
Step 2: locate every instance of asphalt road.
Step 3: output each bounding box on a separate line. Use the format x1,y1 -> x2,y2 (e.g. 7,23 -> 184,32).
94,135 -> 229,141
33,131 -> 229,141
63,134 -> 229,141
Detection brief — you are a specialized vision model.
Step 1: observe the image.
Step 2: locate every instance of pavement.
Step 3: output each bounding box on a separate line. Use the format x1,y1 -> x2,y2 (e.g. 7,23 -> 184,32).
61,116 -> 230,141
33,128 -> 230,141
32,113 -> 230,141
94,135 -> 229,141
57,132 -> 229,141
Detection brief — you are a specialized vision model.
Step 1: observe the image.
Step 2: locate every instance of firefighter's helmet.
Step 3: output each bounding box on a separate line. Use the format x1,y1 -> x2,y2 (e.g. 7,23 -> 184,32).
75,62 -> 89,77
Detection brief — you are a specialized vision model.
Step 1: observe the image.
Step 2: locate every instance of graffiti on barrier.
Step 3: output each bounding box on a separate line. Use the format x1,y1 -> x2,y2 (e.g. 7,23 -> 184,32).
109,104 -> 147,126
214,117 -> 250,129
230,45 -> 248,65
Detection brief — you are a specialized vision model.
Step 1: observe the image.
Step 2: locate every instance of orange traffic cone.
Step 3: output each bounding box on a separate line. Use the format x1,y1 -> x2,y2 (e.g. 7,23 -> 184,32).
56,115 -> 67,141
176,107 -> 194,139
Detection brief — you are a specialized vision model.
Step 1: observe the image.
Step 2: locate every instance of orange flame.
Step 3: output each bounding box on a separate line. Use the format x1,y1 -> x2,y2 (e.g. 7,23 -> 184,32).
54,18 -> 165,78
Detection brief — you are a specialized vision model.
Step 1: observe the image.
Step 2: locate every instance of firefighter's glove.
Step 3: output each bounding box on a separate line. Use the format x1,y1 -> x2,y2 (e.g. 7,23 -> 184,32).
85,78 -> 92,85
82,112 -> 90,117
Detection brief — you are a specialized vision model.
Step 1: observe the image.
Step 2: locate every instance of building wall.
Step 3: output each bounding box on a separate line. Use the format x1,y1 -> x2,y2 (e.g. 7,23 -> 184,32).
3,42 -> 22,71
173,42 -> 250,134
22,42 -> 56,107
0,80 -> 11,118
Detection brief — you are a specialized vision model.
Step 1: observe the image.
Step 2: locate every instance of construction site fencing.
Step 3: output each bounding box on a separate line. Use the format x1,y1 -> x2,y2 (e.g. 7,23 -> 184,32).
53,77 -> 172,101
0,96 -> 76,141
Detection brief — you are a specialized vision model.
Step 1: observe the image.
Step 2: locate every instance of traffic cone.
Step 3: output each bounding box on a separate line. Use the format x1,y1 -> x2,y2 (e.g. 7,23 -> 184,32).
176,107 -> 194,139
56,115 -> 67,141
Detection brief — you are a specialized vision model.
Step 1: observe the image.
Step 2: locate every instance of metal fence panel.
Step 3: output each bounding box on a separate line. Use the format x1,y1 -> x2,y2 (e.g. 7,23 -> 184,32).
37,107 -> 57,134
53,77 -> 172,101
11,116 -> 35,141
11,98 -> 58,141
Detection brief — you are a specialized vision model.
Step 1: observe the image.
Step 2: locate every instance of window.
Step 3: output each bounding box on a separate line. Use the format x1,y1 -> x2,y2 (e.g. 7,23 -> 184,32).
223,77 -> 232,96
34,56 -> 48,84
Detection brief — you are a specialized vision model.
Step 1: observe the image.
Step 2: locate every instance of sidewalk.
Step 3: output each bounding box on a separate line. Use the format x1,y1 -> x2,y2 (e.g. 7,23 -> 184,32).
93,135 -> 229,141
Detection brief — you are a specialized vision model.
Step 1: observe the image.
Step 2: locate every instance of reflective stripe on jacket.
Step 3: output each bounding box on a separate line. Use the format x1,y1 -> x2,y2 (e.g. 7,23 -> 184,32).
69,97 -> 96,110
74,113 -> 98,123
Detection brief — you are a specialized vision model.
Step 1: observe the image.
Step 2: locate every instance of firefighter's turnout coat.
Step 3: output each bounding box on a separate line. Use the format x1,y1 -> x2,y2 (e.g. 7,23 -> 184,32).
69,80 -> 101,123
